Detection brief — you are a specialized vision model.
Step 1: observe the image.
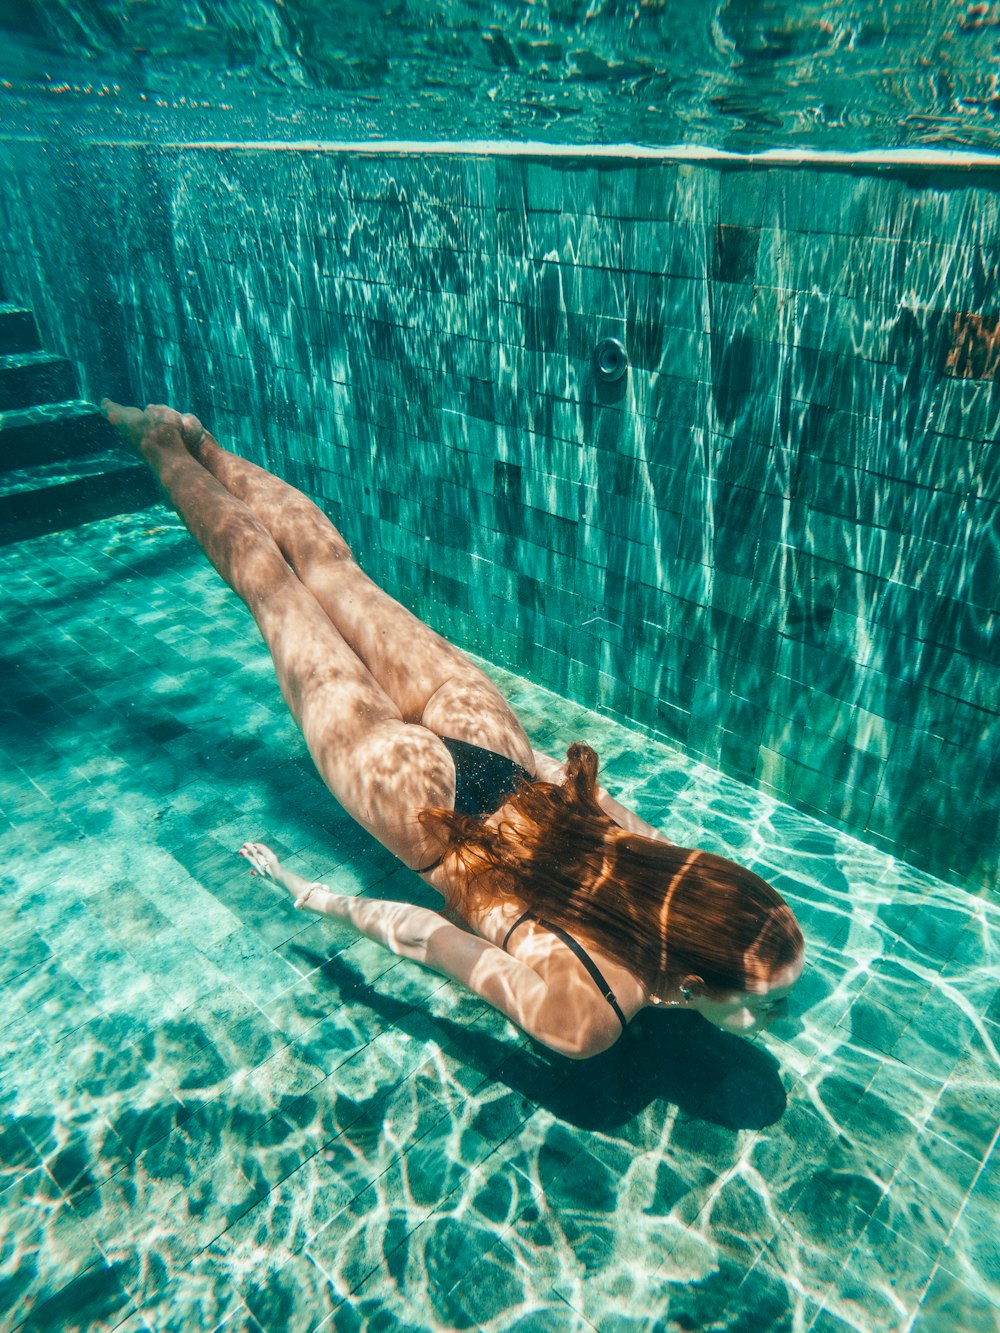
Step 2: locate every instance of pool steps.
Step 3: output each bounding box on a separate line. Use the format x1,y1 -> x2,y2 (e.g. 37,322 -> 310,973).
0,347 -> 77,411
0,300 -> 157,544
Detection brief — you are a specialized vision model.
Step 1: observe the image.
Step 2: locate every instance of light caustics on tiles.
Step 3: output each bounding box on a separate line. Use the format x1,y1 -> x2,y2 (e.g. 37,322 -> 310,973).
1,511 -> 998,1329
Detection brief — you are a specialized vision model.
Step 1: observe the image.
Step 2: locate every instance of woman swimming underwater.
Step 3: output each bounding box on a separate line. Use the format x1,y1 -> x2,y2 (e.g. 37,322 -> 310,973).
104,401 -> 804,1060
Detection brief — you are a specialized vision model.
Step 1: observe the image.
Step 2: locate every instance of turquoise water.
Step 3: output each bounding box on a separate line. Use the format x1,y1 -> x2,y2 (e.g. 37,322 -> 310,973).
2,504 -> 998,1331
2,0 -> 1000,151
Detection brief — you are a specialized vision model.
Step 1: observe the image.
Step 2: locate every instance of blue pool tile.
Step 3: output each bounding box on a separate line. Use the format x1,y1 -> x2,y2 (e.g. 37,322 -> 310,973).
914,1263 -> 1000,1332
1,506 -> 997,1330
823,1214 -> 937,1329
15,1259 -> 139,1332
0,1167 -> 107,1326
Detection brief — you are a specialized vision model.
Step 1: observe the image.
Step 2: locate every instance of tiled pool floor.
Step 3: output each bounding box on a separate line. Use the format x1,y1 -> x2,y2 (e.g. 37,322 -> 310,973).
1,506 -> 998,1332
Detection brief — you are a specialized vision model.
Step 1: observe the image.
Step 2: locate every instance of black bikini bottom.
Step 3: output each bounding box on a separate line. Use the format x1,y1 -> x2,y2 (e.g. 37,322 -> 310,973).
440,735 -> 535,818
414,735 -> 534,874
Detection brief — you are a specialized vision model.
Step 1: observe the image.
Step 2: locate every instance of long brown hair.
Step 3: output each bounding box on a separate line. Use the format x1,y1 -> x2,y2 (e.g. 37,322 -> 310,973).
420,742 -> 804,995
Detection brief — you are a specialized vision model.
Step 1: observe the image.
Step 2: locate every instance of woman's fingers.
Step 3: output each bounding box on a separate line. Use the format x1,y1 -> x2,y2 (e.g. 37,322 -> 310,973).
238,841 -> 274,877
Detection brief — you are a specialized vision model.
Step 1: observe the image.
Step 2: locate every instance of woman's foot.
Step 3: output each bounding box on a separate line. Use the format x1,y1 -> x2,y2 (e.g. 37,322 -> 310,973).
179,412 -> 211,461
101,399 -> 186,459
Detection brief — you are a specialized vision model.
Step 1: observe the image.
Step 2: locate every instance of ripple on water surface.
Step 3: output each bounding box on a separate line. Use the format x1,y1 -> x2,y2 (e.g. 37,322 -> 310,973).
2,1 -> 1000,152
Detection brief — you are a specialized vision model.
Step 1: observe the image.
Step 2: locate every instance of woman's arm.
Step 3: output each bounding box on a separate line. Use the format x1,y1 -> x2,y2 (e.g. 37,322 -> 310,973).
530,749 -> 673,843
238,842 -> 617,1059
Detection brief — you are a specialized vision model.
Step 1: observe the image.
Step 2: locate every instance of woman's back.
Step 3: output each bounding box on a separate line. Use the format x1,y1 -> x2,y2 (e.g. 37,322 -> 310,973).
419,742 -> 805,1042
438,798 -> 653,1044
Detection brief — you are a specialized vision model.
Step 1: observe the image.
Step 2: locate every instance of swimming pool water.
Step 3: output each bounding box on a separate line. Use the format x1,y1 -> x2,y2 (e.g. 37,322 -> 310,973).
2,503 -> 998,1331
3,0 -> 1000,153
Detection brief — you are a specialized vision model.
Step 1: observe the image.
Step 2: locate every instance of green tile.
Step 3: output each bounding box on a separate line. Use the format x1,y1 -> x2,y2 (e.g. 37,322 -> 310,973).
0,1178 -> 107,1327
2,391 -> 998,1333
15,1259 -> 137,1333
823,1215 -> 936,1328
914,1264 -> 1000,1332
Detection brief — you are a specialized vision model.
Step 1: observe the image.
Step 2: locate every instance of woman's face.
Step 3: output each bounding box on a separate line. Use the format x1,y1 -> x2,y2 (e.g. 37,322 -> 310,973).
691,952 -> 804,1034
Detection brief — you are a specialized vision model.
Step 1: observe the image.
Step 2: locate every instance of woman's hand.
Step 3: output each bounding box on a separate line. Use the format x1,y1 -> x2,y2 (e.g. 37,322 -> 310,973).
239,841 -> 331,912
239,841 -> 284,884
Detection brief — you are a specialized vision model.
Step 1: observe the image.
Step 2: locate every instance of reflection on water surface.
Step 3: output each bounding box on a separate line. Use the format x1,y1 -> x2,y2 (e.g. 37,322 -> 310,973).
1,0 -> 999,150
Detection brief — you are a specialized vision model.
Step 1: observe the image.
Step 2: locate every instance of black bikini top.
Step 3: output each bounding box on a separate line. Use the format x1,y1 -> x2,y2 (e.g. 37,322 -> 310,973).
502,910 -> 627,1032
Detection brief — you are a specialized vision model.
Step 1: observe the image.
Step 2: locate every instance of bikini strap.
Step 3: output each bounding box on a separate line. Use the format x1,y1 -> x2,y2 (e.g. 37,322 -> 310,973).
502,910 -> 536,952
535,917 -> 628,1032
501,910 -> 627,1032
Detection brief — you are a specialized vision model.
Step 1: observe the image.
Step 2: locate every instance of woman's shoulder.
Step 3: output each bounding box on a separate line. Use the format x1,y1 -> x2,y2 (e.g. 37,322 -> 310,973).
464,895 -> 649,1021
462,895 -> 528,948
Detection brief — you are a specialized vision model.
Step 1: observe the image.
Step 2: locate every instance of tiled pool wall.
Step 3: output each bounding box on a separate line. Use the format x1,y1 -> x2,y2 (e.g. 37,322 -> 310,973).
0,141 -> 996,892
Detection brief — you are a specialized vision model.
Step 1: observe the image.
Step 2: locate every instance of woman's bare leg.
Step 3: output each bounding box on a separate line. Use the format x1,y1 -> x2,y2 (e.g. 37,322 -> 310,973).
102,401 -> 455,868
176,413 -> 535,770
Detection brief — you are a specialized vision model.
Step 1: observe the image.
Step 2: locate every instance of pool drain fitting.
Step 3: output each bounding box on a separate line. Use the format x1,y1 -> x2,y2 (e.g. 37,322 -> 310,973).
593,336 -> 628,384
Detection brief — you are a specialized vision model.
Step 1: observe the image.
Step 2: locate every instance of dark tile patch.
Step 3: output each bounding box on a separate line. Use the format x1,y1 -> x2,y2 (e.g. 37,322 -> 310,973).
713,223 -> 761,284
467,376 -> 495,421
14,1259 -> 136,1332
711,330 -> 757,426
